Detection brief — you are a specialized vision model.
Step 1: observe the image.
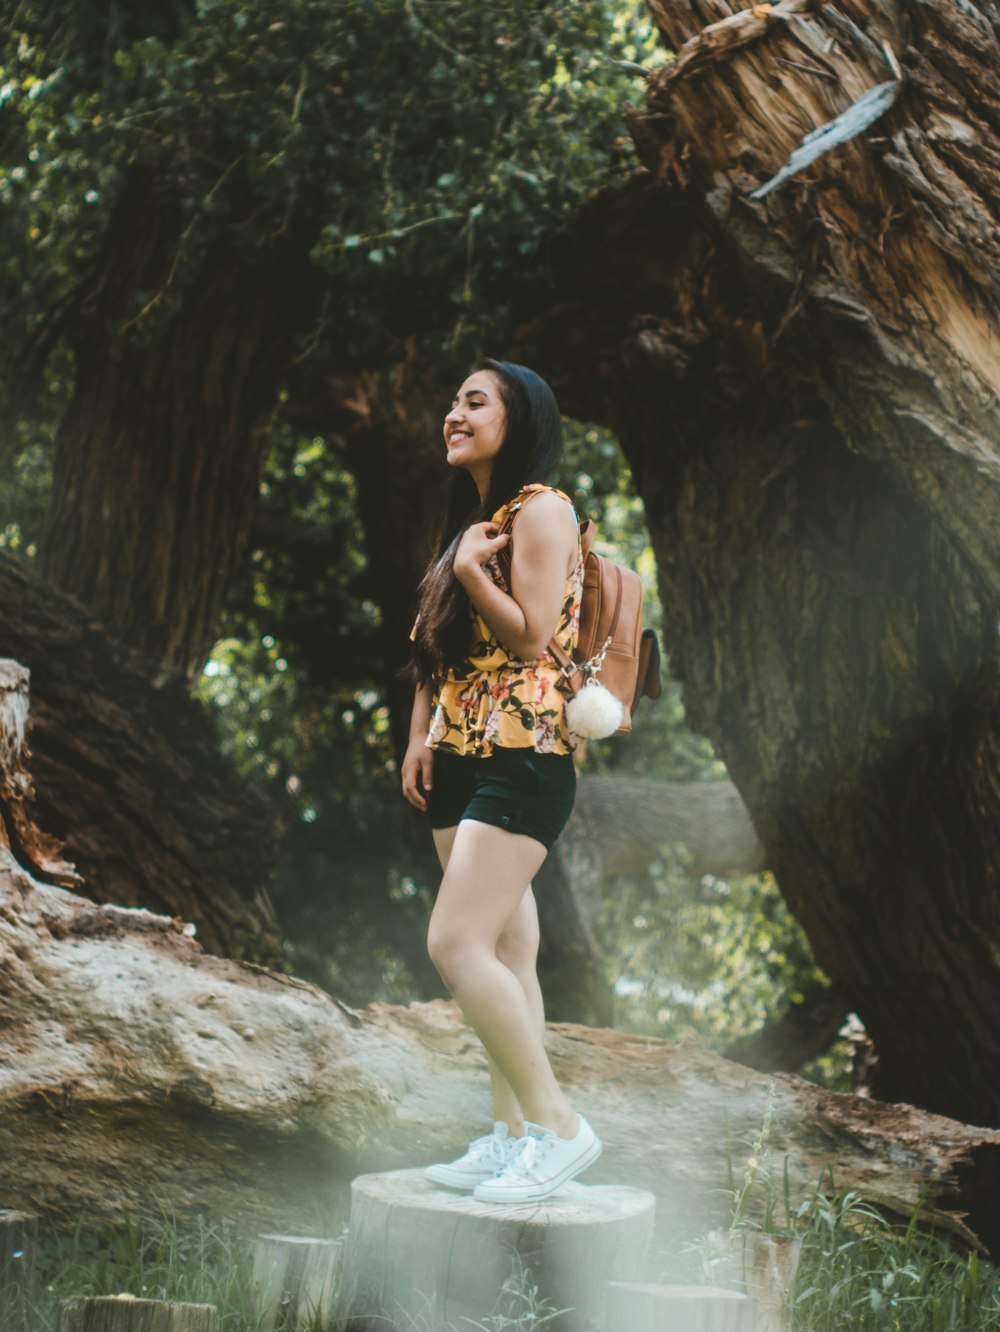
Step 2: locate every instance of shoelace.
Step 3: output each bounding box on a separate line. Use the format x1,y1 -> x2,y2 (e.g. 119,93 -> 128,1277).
498,1131 -> 553,1181
469,1131 -> 515,1168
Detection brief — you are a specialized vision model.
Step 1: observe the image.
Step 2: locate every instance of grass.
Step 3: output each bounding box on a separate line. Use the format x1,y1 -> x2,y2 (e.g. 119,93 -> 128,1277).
22,1184 -> 1000,1331
660,1182 -> 1000,1332
791,1187 -> 1000,1332
27,1200 -> 334,1332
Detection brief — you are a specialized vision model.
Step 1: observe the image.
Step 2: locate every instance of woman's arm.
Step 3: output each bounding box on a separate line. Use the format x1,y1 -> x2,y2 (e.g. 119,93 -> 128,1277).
454,493 -> 577,660
401,681 -> 435,811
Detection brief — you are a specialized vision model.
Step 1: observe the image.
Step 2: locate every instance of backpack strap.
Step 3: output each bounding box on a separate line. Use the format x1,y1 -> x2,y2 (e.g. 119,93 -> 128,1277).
495,486 -> 586,586
492,487 -> 585,687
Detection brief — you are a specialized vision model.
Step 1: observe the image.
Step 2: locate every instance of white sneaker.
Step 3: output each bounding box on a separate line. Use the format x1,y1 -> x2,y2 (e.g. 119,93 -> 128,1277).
424,1122 -> 523,1191
472,1115 -> 601,1203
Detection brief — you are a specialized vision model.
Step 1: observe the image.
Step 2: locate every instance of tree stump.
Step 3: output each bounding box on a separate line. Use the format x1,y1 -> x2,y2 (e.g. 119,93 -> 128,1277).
251,1233 -> 343,1331
0,1209 -> 38,1332
55,1295 -> 218,1331
334,1168 -> 655,1332
606,1283 -> 755,1332
704,1230 -> 801,1332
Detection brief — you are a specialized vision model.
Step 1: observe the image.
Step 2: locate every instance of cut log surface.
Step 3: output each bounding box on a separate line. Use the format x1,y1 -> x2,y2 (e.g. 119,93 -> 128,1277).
606,1282 -> 755,1332
0,1208 -> 38,1332
251,1234 -> 343,1332
55,1296 -> 217,1331
3,832 -> 1000,1254
334,1168 -> 655,1332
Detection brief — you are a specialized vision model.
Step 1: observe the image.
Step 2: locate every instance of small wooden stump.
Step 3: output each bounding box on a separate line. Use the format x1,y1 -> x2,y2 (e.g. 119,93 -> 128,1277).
251,1233 -> 343,1331
704,1230 -> 801,1332
607,1283 -> 756,1332
0,1209 -> 39,1332
55,1295 -> 218,1331
334,1168 -> 655,1331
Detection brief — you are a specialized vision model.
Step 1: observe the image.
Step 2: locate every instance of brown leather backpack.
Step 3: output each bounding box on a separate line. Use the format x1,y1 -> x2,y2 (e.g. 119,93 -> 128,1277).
497,489 -> 662,737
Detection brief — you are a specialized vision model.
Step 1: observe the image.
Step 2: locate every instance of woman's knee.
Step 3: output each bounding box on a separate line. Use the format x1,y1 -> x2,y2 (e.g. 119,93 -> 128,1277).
427,918 -> 478,983
495,916 -> 539,971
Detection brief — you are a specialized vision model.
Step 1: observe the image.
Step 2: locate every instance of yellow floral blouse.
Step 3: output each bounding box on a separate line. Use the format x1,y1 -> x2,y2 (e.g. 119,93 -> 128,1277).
410,484 -> 584,757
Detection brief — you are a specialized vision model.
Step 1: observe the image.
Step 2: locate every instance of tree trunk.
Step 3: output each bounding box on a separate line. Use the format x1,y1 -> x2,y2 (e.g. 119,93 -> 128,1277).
724,980 -> 849,1076
39,165 -> 321,680
0,565 -> 282,964
251,1235 -> 343,1332
284,347 -> 456,761
3,845 -> 999,1254
523,0 -> 1000,1126
606,1284 -> 755,1332
533,850 -> 615,1028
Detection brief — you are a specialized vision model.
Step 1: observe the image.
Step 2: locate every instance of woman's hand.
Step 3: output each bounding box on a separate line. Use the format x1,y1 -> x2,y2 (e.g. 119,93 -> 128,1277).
401,739 -> 435,812
454,523 -> 509,580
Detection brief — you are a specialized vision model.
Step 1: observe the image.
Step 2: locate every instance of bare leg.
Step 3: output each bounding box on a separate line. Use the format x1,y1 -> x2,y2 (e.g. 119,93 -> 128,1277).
431,827 -> 546,1137
427,819 -> 578,1138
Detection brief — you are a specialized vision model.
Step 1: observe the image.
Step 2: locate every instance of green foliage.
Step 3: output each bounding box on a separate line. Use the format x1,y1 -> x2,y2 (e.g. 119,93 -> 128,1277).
662,1183 -> 1000,1332
728,1079 -> 787,1232
601,865 -> 831,1049
193,418 -> 438,1001
792,1187 -> 1000,1331
0,0 -> 663,374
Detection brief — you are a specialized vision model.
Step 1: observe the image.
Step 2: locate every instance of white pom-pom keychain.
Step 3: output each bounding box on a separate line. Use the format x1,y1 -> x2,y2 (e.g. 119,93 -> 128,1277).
565,679 -> 625,739
564,633 -> 625,739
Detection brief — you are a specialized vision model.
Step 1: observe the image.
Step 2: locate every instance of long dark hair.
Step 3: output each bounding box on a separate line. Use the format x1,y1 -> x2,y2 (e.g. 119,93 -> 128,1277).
399,358 -> 564,687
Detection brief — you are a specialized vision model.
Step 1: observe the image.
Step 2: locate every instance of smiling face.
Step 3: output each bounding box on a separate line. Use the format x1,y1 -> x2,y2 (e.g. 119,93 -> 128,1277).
443,370 -> 507,498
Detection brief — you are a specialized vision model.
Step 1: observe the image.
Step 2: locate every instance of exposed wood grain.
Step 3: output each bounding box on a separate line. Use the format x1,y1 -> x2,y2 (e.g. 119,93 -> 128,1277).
335,1170 -> 655,1331
55,1296 -> 217,1332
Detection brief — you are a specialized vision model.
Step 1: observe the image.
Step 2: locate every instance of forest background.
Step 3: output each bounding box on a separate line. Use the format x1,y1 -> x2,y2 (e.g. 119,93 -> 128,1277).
1,0 -> 998,1146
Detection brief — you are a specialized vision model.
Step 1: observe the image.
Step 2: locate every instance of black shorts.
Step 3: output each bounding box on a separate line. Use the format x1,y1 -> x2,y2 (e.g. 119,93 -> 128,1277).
425,745 -> 577,852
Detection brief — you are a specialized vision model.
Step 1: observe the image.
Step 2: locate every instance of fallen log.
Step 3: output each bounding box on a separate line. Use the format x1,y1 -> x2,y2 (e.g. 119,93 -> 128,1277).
1,847 -> 998,1256
0,553 -> 283,965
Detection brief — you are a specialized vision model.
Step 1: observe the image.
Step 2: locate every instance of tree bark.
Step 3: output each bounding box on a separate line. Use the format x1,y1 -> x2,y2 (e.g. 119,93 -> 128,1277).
2,851 -> 999,1255
334,1172 -> 654,1332
0,565 -> 282,964
533,850 -> 615,1028
55,1298 -> 217,1332
522,0 -> 1000,1126
724,980 -> 850,1075
284,347 -> 456,761
39,165 -> 321,680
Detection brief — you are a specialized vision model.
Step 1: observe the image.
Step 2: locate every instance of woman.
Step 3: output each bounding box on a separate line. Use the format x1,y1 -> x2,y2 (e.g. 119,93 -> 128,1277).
400,358 -> 601,1204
